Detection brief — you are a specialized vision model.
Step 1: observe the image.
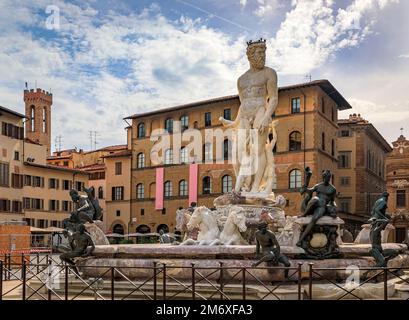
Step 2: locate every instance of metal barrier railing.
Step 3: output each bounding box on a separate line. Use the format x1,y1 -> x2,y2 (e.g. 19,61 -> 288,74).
1,255 -> 409,300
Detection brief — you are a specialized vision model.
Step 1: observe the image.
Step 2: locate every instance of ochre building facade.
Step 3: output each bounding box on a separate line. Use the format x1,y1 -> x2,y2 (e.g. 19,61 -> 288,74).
125,80 -> 352,234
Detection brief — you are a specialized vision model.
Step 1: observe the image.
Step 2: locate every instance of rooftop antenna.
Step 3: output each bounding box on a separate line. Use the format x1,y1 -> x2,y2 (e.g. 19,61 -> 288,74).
305,75 -> 312,82
55,135 -> 62,152
401,127 -> 404,136
25,82 -> 28,89
88,131 -> 99,150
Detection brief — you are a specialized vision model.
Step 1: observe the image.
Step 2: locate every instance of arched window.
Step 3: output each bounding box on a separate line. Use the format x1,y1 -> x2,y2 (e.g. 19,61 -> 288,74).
136,183 -> 144,199
30,106 -> 35,132
289,169 -> 302,189
137,153 -> 145,168
165,118 -> 173,133
149,182 -> 156,198
164,181 -> 172,198
289,131 -> 302,151
42,107 -> 46,133
180,147 -> 188,164
223,139 -> 231,161
180,115 -> 188,131
137,123 -> 145,138
202,176 -> 212,194
179,180 -> 188,196
164,149 -> 173,165
222,175 -> 232,193
322,132 -> 326,151
98,186 -> 104,199
203,143 -> 213,162
112,224 -> 124,235
331,139 -> 335,157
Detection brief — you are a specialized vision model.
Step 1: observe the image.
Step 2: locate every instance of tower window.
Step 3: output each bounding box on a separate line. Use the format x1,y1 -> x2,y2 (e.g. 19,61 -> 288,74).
30,106 -> 35,132
42,107 -> 46,133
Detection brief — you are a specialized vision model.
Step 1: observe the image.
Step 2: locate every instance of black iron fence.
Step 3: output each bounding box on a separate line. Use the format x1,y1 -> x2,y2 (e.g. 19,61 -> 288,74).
1,254 -> 409,300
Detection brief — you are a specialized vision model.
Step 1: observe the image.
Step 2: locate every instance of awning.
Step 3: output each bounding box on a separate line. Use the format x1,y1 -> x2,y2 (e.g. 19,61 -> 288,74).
30,227 -> 51,233
44,227 -> 65,233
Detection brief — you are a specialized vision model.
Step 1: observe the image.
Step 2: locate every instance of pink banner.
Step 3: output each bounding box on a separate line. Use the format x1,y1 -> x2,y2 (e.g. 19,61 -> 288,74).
155,167 -> 164,210
189,164 -> 198,205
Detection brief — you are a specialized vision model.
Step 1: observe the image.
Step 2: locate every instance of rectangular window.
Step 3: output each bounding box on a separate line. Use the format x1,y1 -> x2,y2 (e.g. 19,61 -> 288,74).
223,109 -> 231,121
63,161 -> 69,166
90,172 -> 105,180
33,176 -> 43,188
24,175 -> 32,186
204,112 -> 212,127
49,178 -> 58,189
0,199 -> 11,212
1,122 -> 24,140
11,174 -> 23,189
62,201 -> 70,212
23,198 -> 31,209
340,199 -> 352,213
75,181 -> 84,191
14,151 -> 19,161
141,208 -> 145,216
397,190 -> 406,208
291,98 -> 301,114
49,200 -> 57,211
0,162 -> 9,187
12,201 -> 22,213
116,210 -> 121,217
340,130 -> 351,137
112,186 -> 124,201
338,152 -> 351,168
115,162 -> 122,175
31,198 -> 42,210
340,177 -> 351,186
62,180 -> 71,190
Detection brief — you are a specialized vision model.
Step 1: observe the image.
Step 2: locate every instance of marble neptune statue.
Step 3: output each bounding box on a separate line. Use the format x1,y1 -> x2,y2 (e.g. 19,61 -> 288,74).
219,38 -> 278,197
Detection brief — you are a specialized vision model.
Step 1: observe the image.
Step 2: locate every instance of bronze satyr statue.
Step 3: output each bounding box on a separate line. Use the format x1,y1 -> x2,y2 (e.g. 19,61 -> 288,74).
296,168 -> 337,247
369,192 -> 399,267
252,222 -> 290,278
60,224 -> 95,275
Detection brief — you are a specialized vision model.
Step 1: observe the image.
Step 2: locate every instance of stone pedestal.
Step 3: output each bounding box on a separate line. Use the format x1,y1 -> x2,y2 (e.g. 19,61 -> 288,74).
293,216 -> 344,259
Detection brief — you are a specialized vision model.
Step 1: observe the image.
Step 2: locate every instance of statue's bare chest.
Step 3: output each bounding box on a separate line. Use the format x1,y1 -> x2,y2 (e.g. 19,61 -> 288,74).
239,71 -> 267,90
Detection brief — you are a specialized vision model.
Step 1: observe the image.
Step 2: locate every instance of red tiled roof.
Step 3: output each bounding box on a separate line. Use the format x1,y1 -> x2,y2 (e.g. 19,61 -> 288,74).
24,162 -> 89,175
102,150 -> 132,158
79,163 -> 106,171
125,79 -> 352,119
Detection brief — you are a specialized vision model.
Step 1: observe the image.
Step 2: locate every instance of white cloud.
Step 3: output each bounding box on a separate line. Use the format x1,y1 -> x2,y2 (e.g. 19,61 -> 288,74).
399,54 -> 409,58
0,1 -> 247,150
269,0 -> 399,75
0,0 -> 402,150
253,0 -> 281,17
240,0 -> 248,8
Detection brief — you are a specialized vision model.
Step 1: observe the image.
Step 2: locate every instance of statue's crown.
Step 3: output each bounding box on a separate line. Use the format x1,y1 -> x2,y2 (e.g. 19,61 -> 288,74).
246,38 -> 267,47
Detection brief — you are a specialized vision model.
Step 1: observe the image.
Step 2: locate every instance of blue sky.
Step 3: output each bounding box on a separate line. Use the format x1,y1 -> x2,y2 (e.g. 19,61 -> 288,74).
0,0 -> 408,151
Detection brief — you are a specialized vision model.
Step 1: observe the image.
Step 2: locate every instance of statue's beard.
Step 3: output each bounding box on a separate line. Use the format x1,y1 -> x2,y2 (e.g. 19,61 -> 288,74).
249,57 -> 265,69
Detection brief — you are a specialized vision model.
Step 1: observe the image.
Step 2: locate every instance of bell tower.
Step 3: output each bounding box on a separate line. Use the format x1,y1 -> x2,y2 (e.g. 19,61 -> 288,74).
24,88 -> 53,156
